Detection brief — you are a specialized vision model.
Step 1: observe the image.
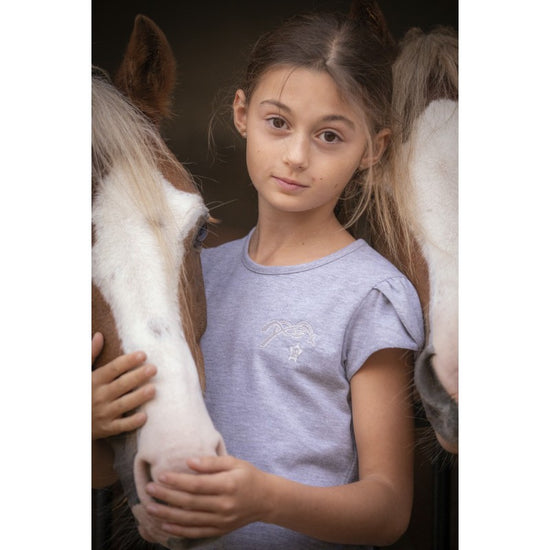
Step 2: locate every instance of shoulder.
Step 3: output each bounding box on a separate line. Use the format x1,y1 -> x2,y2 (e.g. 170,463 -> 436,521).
201,236 -> 244,265
338,239 -> 410,290
353,242 -> 422,328
200,236 -> 247,286
343,241 -> 425,358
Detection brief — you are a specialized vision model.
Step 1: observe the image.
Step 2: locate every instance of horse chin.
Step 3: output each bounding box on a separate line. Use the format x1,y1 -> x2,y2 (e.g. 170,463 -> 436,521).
109,431 -> 222,548
134,502 -> 217,549
414,347 -> 458,453
436,431 -> 458,455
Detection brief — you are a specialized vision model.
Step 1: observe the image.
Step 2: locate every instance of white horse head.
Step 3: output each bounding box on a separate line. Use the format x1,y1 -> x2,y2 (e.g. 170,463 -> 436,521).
392,26 -> 459,453
92,15 -> 225,548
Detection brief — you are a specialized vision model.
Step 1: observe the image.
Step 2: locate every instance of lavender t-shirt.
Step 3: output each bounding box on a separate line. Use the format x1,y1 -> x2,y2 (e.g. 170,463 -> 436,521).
199,232 -> 424,549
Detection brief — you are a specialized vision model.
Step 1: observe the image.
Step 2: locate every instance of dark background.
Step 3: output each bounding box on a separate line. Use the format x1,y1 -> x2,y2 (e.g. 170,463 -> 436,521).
92,0 -> 458,244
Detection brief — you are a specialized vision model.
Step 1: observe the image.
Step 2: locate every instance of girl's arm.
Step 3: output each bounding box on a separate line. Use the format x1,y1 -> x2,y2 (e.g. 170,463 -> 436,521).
92,333 -> 157,488
143,348 -> 414,547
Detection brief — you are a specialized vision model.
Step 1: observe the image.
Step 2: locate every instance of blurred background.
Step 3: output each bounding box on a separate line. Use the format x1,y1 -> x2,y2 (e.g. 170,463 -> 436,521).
92,0 -> 458,246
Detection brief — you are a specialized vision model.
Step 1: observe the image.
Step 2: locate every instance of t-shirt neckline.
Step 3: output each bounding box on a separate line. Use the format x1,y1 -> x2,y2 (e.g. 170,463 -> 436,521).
241,229 -> 366,275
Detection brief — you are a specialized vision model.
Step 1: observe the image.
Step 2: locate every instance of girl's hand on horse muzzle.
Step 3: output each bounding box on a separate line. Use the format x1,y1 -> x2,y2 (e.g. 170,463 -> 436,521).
92,334 -> 157,440
143,455 -> 272,539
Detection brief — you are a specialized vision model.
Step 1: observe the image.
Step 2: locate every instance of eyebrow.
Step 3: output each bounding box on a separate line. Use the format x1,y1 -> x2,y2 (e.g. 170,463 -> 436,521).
259,99 -> 356,130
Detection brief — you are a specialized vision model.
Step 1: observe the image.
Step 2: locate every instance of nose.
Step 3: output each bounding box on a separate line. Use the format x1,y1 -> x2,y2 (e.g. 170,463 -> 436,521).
283,132 -> 309,170
131,426 -> 226,549
414,347 -> 458,451
134,427 -> 226,495
132,371 -> 227,505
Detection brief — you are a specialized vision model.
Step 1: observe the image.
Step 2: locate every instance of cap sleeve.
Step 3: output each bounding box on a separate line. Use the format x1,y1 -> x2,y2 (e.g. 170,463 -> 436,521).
343,276 -> 425,380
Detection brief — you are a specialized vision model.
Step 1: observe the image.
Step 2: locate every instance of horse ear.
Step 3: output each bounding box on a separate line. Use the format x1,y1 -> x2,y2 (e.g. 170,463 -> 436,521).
348,0 -> 395,49
114,14 -> 177,124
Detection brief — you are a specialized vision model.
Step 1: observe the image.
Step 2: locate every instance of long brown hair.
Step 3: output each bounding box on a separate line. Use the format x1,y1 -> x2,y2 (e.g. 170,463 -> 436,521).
231,1 -> 420,272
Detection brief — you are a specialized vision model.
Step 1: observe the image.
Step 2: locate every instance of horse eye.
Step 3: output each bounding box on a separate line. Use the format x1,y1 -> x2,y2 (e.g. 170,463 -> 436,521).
193,220 -> 209,249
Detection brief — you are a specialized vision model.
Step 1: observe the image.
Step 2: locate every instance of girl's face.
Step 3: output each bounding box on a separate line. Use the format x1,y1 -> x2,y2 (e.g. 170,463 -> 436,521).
233,66 -> 378,221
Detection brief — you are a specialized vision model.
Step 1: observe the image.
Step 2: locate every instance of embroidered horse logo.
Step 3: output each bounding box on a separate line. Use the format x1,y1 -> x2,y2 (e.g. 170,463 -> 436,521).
260,320 -> 317,362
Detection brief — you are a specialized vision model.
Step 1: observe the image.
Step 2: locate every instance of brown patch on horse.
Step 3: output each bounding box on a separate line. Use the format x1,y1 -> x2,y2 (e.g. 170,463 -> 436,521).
180,231 -> 207,392
114,14 -> 177,125
158,152 -> 208,391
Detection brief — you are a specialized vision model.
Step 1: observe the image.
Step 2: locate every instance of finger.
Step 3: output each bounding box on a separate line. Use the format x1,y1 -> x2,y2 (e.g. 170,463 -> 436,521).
149,471 -> 227,499
93,407 -> 148,440
187,455 -> 237,474
108,382 -> 156,418
92,333 -> 104,365
92,364 -> 156,439
146,483 -> 219,512
110,410 -> 148,434
94,351 -> 148,385
104,363 -> 156,400
146,502 -> 223,531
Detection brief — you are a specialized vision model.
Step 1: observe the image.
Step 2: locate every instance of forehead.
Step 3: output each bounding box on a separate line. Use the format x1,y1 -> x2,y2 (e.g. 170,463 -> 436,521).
250,65 -> 366,124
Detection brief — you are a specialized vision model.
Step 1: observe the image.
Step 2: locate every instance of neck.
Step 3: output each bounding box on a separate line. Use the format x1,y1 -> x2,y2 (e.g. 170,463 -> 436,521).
249,205 -> 355,266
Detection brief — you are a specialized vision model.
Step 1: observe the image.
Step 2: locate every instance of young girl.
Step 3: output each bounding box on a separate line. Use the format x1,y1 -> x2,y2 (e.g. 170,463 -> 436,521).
93,3 -> 424,548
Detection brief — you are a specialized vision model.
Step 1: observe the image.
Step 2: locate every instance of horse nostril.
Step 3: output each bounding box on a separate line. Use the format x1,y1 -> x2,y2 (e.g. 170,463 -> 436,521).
144,461 -> 153,484
135,459 -> 159,500
216,435 -> 227,457
139,460 -> 168,504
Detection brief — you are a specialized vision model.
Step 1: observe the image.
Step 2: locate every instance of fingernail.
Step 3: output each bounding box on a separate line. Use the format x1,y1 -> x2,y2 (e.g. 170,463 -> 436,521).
145,365 -> 156,376
188,457 -> 201,467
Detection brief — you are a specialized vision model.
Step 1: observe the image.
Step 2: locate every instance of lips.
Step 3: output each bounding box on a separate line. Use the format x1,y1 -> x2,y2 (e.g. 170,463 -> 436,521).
273,176 -> 308,192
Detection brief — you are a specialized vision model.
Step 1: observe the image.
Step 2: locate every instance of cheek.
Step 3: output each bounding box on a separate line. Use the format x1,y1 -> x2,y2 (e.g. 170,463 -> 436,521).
246,144 -> 270,191
245,143 -> 260,175
322,153 -> 360,182
317,169 -> 352,193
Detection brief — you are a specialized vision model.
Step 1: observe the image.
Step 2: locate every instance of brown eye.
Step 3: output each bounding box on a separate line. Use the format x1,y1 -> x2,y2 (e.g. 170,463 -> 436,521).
268,116 -> 287,130
193,220 -> 209,249
320,131 -> 341,144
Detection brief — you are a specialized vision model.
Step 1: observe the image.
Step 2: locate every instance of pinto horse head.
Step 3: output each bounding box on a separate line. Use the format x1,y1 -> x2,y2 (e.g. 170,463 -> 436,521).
92,15 -> 225,548
392,26 -> 459,454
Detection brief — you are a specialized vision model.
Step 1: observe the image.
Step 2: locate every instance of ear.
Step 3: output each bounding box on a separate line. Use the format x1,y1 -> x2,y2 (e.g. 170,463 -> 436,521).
114,14 -> 177,125
233,89 -> 248,137
359,128 -> 391,170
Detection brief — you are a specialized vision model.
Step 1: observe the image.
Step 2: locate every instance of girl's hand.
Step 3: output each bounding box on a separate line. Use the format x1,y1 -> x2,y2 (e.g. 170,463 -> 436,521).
143,456 -> 273,539
92,332 -> 157,440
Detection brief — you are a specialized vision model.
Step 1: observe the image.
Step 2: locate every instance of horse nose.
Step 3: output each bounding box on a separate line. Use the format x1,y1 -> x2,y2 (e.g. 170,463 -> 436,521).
136,429 -> 226,490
